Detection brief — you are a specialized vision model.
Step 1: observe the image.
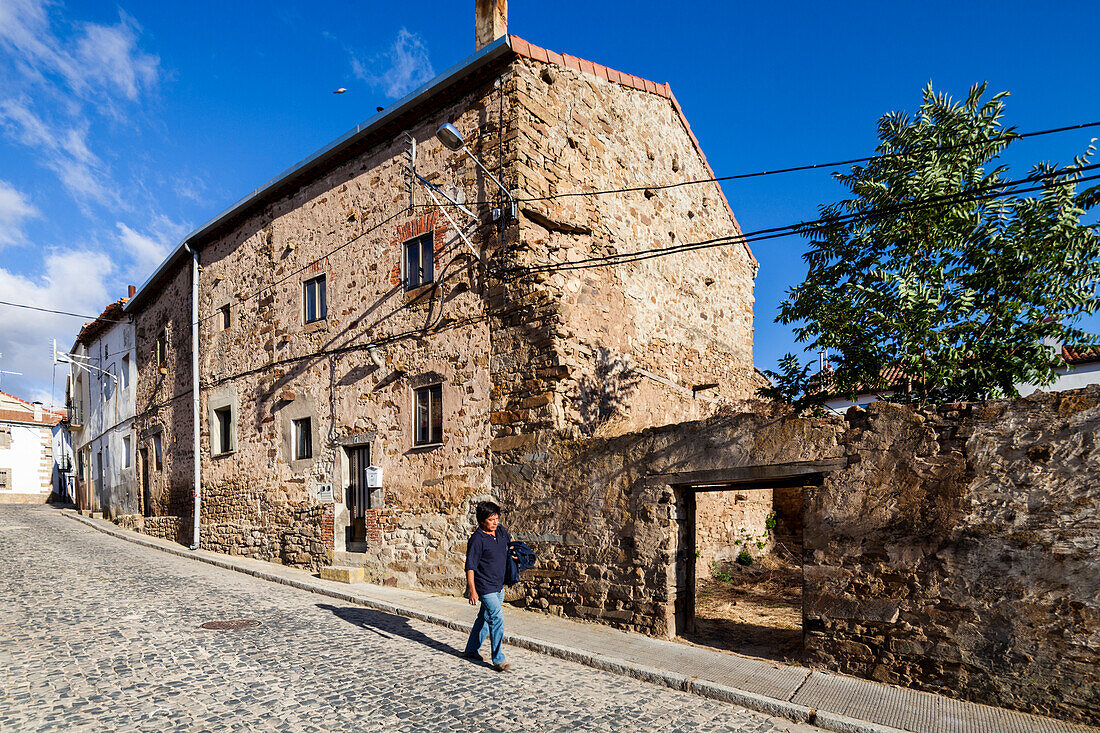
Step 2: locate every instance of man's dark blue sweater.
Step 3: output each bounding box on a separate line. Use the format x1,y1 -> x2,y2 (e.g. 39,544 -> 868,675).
465,526 -> 512,596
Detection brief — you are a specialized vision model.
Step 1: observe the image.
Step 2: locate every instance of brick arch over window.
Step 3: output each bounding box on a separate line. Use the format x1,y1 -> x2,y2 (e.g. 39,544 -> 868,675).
388,212 -> 449,287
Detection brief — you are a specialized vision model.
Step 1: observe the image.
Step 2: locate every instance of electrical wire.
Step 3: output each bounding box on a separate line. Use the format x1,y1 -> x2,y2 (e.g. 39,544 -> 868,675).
395,119 -> 1100,209
511,166 -> 1100,276
513,119 -> 1100,203
0,300 -> 128,322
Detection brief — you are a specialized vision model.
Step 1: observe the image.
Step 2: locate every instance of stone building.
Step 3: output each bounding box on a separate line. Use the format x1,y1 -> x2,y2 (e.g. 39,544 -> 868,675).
118,7 -> 762,586
65,295 -> 139,515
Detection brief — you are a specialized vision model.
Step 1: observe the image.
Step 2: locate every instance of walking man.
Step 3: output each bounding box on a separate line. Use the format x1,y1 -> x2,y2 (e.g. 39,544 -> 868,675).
463,501 -> 513,671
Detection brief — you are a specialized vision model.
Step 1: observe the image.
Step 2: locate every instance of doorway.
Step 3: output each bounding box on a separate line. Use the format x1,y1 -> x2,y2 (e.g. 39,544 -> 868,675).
686,482 -> 806,662
345,444 -> 372,547
140,446 -> 152,517
661,460 -> 844,662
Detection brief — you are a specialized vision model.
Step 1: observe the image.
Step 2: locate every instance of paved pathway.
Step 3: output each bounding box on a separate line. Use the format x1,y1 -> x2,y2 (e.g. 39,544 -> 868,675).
0,505 -> 819,732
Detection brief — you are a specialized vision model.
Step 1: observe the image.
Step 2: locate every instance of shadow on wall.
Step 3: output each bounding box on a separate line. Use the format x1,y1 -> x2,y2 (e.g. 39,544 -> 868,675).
575,348 -> 641,433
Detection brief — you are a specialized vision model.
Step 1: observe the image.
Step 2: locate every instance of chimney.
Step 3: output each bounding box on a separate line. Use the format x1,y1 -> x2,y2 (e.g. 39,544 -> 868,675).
476,0 -> 507,51
127,284 -> 136,298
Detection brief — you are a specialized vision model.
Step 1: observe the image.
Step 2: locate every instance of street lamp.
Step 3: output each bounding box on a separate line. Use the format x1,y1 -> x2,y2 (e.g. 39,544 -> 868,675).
435,123 -> 516,221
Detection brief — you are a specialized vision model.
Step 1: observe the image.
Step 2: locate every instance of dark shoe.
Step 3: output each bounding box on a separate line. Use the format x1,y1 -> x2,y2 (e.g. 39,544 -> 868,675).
493,662 -> 513,672
463,652 -> 483,662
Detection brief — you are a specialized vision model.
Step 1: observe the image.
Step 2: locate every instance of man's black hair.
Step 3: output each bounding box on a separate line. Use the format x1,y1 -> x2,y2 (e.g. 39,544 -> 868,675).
476,501 -> 502,524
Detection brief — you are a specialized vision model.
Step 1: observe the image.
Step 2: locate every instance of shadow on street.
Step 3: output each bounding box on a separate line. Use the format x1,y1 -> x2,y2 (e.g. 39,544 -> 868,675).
316,603 -> 479,663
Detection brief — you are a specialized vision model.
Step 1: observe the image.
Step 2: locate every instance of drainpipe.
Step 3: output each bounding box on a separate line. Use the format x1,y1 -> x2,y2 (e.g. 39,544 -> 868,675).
184,243 -> 202,550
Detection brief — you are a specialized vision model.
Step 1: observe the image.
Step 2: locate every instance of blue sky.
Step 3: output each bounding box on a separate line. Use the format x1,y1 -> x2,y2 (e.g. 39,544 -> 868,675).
0,0 -> 1097,405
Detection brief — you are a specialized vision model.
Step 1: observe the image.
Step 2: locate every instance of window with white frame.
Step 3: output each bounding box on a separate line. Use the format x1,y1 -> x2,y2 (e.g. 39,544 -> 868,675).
303,275 -> 327,324
403,233 -> 434,290
413,383 -> 443,445
120,354 -> 130,390
293,417 -> 312,460
123,435 -> 131,468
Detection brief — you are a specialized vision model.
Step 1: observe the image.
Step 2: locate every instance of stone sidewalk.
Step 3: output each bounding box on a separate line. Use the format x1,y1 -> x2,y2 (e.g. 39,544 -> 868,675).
62,510 -> 1096,733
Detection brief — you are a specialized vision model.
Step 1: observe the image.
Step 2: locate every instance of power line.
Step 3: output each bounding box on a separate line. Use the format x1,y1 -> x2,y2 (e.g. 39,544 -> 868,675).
0,300 -> 128,322
411,119 -> 1100,207
512,166 -> 1100,275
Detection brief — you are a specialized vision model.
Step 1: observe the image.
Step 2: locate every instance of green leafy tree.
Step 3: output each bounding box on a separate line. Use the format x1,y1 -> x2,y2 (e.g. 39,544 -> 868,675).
757,352 -> 814,408
779,82 -> 1100,405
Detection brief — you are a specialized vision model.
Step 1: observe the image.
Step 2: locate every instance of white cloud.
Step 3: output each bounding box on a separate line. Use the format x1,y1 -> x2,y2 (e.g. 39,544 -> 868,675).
116,216 -> 188,283
0,179 -> 39,247
0,99 -> 112,204
0,248 -> 115,407
352,28 -> 434,99
0,0 -> 159,102
73,16 -> 159,101
0,1 -> 160,208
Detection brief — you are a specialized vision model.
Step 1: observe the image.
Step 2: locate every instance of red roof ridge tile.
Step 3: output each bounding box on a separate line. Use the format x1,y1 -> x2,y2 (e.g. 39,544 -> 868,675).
507,35 -> 756,267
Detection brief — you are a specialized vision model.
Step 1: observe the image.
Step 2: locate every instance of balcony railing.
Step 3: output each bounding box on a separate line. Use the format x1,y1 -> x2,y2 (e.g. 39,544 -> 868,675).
67,404 -> 84,427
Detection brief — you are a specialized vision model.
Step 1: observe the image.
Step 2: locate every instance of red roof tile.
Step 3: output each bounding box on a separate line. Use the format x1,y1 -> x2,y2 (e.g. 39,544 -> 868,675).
1063,345 -> 1100,364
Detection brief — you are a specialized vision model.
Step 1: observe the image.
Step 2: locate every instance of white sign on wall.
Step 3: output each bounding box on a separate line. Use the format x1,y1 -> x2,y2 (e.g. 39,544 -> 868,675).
316,484 -> 334,503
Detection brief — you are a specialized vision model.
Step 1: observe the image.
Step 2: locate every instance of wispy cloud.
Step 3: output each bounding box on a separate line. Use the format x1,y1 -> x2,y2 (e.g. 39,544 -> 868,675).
0,0 -> 159,103
0,98 -> 113,205
116,216 -> 189,283
0,179 -> 39,247
0,1 -> 161,208
352,28 -> 434,99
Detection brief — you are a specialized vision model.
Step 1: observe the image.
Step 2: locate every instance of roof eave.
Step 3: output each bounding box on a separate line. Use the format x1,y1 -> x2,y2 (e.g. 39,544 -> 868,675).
125,35 -> 515,314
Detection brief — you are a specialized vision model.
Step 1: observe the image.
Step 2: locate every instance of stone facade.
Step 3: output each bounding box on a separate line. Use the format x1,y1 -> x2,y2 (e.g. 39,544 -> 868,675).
132,264 -> 194,544
495,387 -> 1099,724
121,37 -> 762,579
804,389 -> 1100,725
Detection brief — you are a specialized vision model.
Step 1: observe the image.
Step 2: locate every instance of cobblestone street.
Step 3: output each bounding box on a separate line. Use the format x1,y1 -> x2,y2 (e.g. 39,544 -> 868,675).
0,506 -> 820,732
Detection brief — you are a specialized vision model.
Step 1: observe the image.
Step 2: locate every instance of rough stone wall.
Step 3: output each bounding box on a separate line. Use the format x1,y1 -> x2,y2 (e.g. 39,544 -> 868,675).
804,389 -> 1100,725
498,57 -> 764,440
493,407 -> 843,635
695,488 -> 773,570
190,80 -> 507,574
132,262 -> 194,545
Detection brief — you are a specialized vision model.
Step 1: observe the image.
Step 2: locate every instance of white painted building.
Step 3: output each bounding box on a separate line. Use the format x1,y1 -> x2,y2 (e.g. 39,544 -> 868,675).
0,391 -> 67,503
66,296 -> 139,516
819,345 -> 1100,411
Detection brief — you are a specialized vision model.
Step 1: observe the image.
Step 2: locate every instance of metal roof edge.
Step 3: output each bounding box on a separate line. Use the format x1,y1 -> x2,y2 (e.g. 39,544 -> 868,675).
125,35 -> 515,314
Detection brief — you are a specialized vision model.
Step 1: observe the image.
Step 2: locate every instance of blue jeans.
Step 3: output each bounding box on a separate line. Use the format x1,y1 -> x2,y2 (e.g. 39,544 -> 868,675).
464,590 -> 505,665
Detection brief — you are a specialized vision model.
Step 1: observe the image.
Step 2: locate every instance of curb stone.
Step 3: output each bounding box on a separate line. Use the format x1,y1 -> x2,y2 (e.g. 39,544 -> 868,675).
59,509 -> 910,733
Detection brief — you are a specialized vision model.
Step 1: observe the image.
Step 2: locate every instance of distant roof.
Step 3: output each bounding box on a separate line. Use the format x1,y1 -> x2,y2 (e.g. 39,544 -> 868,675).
126,34 -> 752,313
0,391 -> 64,427
74,297 -> 128,347
1063,344 -> 1100,364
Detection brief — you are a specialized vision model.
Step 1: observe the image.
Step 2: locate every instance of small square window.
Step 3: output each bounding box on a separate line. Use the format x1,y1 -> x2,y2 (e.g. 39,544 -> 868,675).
219,303 -> 231,330
123,435 -> 131,468
413,384 -> 443,446
404,233 -> 434,291
303,275 -> 327,324
293,417 -> 313,460
214,406 -> 233,455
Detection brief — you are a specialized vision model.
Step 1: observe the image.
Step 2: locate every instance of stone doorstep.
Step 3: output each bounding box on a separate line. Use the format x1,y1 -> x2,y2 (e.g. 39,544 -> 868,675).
320,566 -> 365,584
